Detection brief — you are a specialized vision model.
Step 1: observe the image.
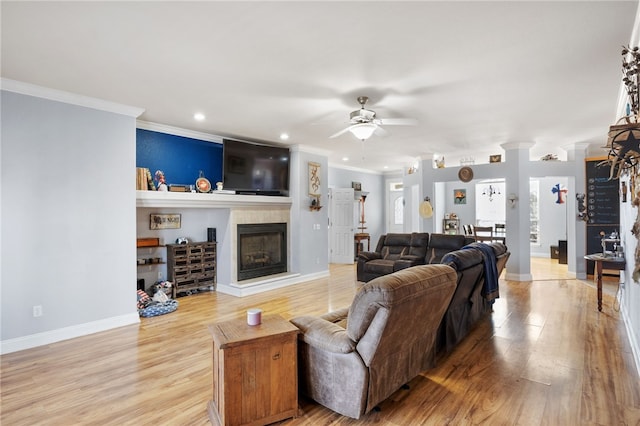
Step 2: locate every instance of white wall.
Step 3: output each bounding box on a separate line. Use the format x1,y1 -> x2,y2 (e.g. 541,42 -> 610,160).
616,3 -> 640,376
1,87 -> 142,353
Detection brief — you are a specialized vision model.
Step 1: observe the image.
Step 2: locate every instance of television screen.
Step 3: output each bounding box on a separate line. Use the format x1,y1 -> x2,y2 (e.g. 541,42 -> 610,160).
223,139 -> 290,196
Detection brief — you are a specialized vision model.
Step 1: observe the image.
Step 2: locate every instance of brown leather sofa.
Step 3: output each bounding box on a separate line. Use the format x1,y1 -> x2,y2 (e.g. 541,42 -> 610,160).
290,264 -> 457,419
356,233 -> 474,282
437,242 -> 510,353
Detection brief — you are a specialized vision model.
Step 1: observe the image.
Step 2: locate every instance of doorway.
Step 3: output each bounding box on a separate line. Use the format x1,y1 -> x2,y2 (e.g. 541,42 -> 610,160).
328,187 -> 355,264
386,179 -> 404,233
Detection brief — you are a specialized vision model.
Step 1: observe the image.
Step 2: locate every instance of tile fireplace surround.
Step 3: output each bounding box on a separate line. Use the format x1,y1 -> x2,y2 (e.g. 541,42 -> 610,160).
137,191 -> 302,297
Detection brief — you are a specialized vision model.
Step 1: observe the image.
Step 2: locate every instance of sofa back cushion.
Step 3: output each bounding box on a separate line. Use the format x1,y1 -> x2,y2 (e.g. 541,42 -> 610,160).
381,245 -> 406,260
380,233 -> 412,260
346,264 -> 456,357
440,249 -> 485,306
427,234 -> 467,263
407,232 -> 429,258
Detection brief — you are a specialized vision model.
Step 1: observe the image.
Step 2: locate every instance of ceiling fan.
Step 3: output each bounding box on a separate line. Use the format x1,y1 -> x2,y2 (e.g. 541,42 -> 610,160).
329,96 -> 417,141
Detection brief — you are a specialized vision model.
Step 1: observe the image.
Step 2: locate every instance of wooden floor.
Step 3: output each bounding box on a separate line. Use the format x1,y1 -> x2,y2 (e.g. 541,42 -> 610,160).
1,259 -> 639,425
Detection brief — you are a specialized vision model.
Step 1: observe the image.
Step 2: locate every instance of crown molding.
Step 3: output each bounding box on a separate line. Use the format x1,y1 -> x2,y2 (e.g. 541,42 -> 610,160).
136,120 -> 223,144
1,78 -> 144,118
328,162 -> 382,175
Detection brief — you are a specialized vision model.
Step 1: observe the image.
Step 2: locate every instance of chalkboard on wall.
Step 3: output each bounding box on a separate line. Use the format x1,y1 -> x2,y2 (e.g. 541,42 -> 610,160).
586,158 -> 619,224
585,157 -> 620,274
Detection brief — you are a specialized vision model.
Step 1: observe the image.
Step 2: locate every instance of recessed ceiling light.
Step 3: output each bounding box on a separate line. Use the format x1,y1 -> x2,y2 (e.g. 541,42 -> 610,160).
280,133 -> 289,140
194,113 -> 205,121
383,165 -> 389,169
342,157 -> 349,162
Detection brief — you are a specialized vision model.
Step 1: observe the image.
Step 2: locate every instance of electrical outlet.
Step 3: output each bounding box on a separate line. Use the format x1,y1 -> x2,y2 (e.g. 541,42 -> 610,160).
33,305 -> 43,317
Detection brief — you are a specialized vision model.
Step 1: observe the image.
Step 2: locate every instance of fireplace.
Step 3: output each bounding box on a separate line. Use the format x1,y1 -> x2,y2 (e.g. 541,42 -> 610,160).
237,223 -> 287,281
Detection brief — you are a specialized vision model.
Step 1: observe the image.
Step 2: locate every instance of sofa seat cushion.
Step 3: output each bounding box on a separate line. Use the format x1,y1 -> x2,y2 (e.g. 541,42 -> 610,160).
364,259 -> 395,275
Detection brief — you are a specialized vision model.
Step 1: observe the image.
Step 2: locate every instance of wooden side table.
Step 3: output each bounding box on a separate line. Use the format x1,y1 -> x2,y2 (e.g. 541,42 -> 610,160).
584,254 -> 625,311
208,314 -> 300,426
354,233 -> 370,259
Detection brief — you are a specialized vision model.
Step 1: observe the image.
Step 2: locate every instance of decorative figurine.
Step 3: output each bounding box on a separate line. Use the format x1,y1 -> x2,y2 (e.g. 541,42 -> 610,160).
154,170 -> 168,191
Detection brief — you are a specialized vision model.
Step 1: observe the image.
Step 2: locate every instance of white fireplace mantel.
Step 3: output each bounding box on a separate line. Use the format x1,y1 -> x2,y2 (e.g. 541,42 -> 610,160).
136,190 -> 292,209
136,190 -> 306,297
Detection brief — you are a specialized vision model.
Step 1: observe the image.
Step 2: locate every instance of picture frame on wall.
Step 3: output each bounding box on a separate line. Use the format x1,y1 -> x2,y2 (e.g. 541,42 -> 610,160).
308,162 -> 321,196
150,213 -> 181,230
454,189 -> 467,204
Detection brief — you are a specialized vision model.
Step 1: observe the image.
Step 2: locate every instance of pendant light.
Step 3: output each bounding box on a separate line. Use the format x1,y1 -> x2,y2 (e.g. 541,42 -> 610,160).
348,123 -> 377,140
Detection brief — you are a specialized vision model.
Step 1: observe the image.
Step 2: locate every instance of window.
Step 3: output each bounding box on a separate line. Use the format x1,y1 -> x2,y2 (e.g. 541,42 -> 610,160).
530,180 -> 539,244
389,181 -> 404,226
394,197 -> 404,225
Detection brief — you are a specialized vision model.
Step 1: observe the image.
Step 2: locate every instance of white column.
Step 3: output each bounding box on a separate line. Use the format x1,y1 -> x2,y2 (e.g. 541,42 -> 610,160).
565,142 -> 589,279
501,142 -> 534,281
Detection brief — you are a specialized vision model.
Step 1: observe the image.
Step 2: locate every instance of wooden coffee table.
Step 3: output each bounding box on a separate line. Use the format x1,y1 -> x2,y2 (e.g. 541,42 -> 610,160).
207,314 -> 300,426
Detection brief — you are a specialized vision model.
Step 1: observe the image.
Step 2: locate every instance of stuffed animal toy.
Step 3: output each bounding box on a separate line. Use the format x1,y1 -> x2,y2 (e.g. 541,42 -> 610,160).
153,289 -> 169,303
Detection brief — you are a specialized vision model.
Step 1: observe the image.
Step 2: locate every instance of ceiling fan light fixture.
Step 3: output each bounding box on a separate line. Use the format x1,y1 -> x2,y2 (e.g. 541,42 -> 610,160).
349,123 -> 377,140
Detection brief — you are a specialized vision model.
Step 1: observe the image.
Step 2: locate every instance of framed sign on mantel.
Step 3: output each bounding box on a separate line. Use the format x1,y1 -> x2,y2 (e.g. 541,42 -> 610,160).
308,162 -> 321,196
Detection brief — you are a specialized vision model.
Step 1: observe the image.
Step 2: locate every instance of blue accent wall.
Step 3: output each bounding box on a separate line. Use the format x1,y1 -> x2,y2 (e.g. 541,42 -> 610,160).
136,128 -> 223,186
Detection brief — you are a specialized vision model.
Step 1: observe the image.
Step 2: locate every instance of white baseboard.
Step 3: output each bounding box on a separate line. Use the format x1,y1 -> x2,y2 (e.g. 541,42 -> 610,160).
620,299 -> 640,378
505,272 -> 533,281
217,270 -> 330,297
0,312 -> 140,355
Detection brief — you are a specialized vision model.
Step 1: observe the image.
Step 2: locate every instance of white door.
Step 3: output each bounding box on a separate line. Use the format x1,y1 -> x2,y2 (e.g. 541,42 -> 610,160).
329,188 -> 355,264
386,179 -> 404,233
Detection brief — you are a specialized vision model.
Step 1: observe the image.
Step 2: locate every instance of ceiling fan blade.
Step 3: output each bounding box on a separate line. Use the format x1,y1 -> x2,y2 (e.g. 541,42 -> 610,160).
374,125 -> 389,137
329,126 -> 352,139
379,118 -> 418,126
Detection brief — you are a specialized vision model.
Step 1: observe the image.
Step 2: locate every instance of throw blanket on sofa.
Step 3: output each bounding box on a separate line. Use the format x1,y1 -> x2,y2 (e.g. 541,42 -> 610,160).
463,243 -> 499,303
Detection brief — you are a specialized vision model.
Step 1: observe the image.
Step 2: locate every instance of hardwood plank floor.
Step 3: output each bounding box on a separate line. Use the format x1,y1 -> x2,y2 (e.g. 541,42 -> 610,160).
1,259 -> 638,425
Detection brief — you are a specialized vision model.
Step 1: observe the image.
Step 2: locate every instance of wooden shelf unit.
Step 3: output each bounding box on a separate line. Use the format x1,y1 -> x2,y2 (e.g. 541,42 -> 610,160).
166,241 -> 216,297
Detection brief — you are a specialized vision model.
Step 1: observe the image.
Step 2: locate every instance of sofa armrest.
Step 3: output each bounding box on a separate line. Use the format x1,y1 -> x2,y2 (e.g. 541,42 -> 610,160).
290,316 -> 356,354
357,251 -> 382,261
321,307 -> 349,324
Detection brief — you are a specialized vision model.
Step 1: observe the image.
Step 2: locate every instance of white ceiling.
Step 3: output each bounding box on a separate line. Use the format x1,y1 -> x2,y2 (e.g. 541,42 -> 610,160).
2,1 -> 638,172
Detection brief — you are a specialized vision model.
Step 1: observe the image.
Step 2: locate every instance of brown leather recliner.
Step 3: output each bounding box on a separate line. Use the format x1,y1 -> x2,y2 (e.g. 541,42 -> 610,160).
356,233 -> 429,282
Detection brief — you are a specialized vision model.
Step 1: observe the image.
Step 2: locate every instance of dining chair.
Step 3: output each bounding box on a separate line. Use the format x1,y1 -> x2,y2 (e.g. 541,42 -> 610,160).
494,223 -> 506,243
473,226 -> 493,243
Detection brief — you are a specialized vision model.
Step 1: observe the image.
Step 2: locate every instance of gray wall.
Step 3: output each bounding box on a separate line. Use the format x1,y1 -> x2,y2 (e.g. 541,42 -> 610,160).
1,90 -> 139,348
290,149 -> 329,275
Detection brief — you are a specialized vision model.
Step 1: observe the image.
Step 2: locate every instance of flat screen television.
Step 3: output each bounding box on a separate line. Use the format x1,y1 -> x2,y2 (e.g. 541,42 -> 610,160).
222,139 -> 290,196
